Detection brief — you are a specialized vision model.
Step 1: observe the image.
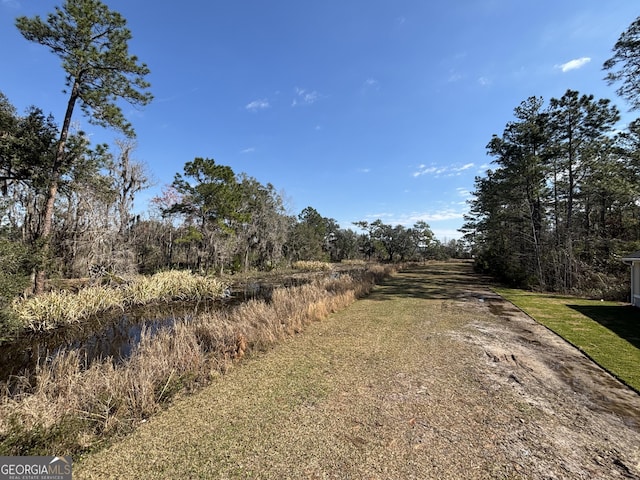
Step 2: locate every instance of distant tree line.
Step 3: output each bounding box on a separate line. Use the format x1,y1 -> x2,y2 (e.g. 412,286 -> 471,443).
0,0 -> 462,304
0,91 -> 459,295
462,16 -> 640,297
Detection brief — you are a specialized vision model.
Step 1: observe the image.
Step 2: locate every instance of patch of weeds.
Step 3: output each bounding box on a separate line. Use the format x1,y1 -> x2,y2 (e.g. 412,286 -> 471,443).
155,371 -> 198,403
0,413 -> 89,456
0,310 -> 23,343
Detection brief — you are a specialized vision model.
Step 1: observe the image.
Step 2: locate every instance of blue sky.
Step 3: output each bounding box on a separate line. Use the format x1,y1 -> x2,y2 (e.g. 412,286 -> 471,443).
1,1 -> 638,240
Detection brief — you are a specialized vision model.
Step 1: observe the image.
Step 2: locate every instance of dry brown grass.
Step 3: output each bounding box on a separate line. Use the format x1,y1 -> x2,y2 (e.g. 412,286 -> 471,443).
291,260 -> 333,271
0,264 -> 397,456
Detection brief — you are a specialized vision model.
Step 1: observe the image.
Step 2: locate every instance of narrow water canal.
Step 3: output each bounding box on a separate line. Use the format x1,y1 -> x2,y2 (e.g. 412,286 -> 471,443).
0,280 -> 287,383
1,302 -> 207,382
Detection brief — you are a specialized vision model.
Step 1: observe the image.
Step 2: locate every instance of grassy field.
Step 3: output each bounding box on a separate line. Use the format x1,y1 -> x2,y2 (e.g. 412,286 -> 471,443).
494,288 -> 640,392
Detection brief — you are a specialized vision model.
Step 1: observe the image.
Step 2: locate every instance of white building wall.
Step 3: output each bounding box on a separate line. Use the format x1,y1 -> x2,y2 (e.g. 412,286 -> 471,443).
632,262 -> 640,307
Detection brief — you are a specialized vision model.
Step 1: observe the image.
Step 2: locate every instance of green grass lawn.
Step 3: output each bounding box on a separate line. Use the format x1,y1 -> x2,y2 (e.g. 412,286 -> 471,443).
494,288 -> 640,393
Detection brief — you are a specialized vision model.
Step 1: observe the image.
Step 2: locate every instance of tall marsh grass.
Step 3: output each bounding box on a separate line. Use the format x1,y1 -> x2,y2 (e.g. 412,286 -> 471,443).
10,270 -> 228,331
125,270 -> 227,304
0,264 -> 396,456
11,287 -> 126,331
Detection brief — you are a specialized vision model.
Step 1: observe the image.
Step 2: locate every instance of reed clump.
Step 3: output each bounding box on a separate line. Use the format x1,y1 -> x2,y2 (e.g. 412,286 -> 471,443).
10,270 -> 229,331
124,270 -> 227,304
11,287 -> 126,331
0,264 -> 397,457
291,260 -> 333,271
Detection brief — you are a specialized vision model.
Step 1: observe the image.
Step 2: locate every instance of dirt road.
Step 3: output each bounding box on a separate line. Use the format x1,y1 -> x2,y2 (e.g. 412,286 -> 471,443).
76,262 -> 640,479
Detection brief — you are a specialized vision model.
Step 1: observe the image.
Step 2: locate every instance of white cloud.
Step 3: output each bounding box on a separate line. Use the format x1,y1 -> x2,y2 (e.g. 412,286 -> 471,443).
456,187 -> 472,198
447,71 -> 464,83
413,165 -> 445,177
413,163 -> 474,177
292,87 -> 320,106
362,78 -> 380,94
362,212 -> 394,222
240,147 -> 255,154
557,57 -> 591,73
365,209 -> 466,226
453,163 -> 474,172
356,205 -> 468,240
245,99 -> 270,112
416,210 -> 465,222
477,76 -> 491,86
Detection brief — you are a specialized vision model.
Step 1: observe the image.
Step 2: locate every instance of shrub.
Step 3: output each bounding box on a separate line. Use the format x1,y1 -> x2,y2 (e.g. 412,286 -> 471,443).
0,238 -> 33,337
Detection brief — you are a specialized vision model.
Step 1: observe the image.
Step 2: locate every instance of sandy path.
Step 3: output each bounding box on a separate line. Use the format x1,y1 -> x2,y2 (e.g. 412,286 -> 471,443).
76,262 -> 640,479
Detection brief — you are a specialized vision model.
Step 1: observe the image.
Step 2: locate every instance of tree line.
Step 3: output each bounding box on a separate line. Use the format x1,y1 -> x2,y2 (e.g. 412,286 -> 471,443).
0,85 -> 461,295
0,95 -> 459,287
0,0 -> 467,304
462,16 -> 640,297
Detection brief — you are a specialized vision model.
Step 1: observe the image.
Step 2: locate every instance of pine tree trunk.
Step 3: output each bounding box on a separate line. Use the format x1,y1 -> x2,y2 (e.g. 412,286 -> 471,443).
33,82 -> 79,294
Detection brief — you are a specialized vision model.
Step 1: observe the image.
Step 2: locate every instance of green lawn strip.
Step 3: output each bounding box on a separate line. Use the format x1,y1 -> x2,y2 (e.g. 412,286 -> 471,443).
494,287 -> 640,393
